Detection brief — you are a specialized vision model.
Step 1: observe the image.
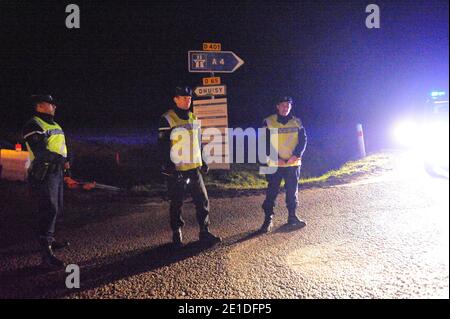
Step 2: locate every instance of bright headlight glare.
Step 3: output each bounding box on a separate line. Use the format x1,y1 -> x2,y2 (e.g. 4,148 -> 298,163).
393,120 -> 419,147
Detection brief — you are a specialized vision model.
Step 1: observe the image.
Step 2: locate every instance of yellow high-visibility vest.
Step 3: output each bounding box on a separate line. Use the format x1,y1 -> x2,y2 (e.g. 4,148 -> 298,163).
25,116 -> 67,163
163,109 -> 202,171
265,114 -> 302,167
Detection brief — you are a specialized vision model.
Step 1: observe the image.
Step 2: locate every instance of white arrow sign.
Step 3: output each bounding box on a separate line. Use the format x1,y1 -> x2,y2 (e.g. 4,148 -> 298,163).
194,85 -> 227,97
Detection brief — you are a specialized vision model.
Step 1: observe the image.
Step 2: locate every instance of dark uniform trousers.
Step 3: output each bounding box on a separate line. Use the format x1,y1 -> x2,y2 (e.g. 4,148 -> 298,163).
30,168 -> 64,247
167,168 -> 210,231
262,166 -> 301,216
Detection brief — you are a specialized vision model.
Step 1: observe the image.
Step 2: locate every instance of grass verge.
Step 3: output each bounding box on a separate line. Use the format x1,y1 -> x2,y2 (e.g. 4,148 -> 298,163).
128,152 -> 394,196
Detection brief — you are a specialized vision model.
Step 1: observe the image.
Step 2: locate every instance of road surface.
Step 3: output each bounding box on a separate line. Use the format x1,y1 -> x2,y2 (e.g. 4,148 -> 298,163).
0,154 -> 448,299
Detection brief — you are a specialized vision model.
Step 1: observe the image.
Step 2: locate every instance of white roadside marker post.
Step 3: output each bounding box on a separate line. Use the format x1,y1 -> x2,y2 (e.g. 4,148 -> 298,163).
356,123 -> 366,158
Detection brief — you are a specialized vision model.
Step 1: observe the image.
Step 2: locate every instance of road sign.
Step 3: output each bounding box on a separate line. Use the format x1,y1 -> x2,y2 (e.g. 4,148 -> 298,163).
193,105 -> 228,117
203,43 -> 221,51
193,98 -> 230,170
203,76 -> 221,86
194,85 -> 227,97
188,51 -> 244,73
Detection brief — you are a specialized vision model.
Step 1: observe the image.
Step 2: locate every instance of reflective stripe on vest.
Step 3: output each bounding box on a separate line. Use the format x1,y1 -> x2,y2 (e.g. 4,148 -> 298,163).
25,116 -> 67,163
163,109 -> 202,171
265,114 -> 302,167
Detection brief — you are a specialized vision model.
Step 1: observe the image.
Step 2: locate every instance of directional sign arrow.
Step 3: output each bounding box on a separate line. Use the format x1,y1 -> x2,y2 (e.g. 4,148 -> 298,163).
194,85 -> 227,97
188,51 -> 245,73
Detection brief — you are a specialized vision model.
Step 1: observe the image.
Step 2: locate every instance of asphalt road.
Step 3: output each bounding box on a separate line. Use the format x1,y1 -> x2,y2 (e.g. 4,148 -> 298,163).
0,156 -> 448,299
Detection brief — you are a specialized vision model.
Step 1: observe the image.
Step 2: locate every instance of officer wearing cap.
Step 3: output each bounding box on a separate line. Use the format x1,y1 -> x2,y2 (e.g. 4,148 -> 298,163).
158,86 -> 221,247
22,95 -> 70,268
259,96 -> 307,233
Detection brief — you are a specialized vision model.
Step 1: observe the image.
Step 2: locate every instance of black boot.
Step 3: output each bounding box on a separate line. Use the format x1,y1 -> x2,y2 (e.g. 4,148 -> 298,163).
259,214 -> 274,233
172,228 -> 183,248
51,240 -> 70,251
41,245 -> 66,269
199,227 -> 221,245
287,210 -> 306,228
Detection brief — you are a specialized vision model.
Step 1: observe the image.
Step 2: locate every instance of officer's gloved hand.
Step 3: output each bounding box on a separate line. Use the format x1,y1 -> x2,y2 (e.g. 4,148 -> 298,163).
201,163 -> 209,175
175,171 -> 184,182
286,156 -> 301,166
64,164 -> 72,178
161,166 -> 182,182
64,161 -> 71,171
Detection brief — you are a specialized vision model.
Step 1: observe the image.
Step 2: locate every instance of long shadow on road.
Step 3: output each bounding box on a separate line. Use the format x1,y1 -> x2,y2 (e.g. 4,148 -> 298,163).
1,242 -> 210,298
0,230 -> 261,299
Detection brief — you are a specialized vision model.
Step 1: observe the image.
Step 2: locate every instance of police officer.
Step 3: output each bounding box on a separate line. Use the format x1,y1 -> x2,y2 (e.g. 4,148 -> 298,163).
158,86 -> 221,247
23,95 -> 70,268
259,96 -> 307,233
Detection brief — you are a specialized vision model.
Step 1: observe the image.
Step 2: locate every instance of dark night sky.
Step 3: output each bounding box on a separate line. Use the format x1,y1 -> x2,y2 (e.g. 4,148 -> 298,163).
0,0 -> 448,134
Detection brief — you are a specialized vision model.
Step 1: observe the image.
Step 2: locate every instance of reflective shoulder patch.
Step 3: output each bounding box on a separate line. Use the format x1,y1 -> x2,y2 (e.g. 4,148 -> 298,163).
46,129 -> 64,137
23,130 -> 45,139
277,127 -> 299,134
174,123 -> 197,130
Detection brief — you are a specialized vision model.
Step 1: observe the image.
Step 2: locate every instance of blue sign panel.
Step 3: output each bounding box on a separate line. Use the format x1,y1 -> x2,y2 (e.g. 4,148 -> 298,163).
188,51 -> 244,73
